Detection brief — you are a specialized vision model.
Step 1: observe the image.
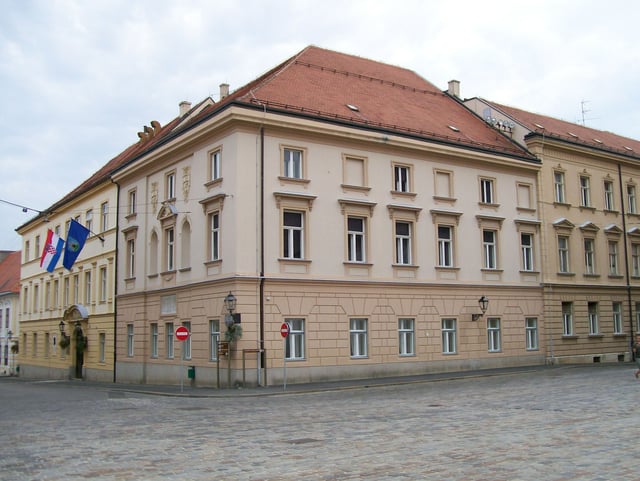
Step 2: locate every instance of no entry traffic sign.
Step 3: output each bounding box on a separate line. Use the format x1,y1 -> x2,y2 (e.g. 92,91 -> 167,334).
175,326 -> 190,341
280,322 -> 290,338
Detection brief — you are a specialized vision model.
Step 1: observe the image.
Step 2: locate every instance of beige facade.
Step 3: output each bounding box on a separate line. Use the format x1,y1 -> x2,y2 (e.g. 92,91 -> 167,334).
466,98 -> 640,364
16,181 -> 117,381
114,106 -> 544,387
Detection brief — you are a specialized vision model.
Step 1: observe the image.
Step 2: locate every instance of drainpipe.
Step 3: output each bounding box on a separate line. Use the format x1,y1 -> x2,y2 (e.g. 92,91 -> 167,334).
259,126 -> 266,385
617,163 -> 634,358
112,179 -> 120,383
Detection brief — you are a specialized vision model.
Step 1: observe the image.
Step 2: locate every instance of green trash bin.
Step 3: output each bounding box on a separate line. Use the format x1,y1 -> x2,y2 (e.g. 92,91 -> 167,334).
187,365 -> 196,380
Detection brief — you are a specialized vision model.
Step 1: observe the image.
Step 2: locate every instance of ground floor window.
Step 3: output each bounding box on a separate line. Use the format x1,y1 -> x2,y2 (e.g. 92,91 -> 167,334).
127,324 -> 134,357
150,323 -> 158,358
350,318 -> 368,358
210,320 -> 220,361
525,317 -> 538,350
487,318 -> 501,352
442,318 -> 456,354
166,322 -> 174,359
398,318 -> 415,356
285,318 -> 305,360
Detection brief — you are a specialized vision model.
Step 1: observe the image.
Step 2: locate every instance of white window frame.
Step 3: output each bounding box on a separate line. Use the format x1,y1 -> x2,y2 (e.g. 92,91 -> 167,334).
395,221 -> 412,265
437,225 -> 454,267
613,302 -> 623,334
480,177 -> 494,204
483,229 -> 497,269
150,323 -> 158,358
487,317 -> 501,352
209,212 -> 220,261
521,232 -> 534,272
166,322 -> 174,359
562,302 -> 573,336
588,302 -> 599,335
627,184 -> 637,214
608,240 -> 619,275
554,171 -> 566,203
558,235 -> 570,273
182,322 -> 191,360
285,319 -> 305,360
394,164 -> 411,193
604,180 -> 615,210
166,171 -> 176,200
579,175 -> 591,207
441,318 -> 457,354
398,318 -> 415,356
349,318 -> 368,358
165,227 -> 175,271
525,317 -> 538,350
127,324 -> 134,357
210,320 -> 220,361
283,148 -> 303,179
584,238 -> 596,275
101,201 -> 109,232
283,210 -> 304,259
210,149 -> 222,181
347,216 -> 366,263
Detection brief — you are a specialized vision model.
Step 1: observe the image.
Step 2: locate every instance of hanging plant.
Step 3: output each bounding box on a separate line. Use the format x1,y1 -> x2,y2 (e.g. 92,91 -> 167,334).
10,343 -> 18,354
224,324 -> 243,343
59,336 -> 70,349
76,336 -> 88,352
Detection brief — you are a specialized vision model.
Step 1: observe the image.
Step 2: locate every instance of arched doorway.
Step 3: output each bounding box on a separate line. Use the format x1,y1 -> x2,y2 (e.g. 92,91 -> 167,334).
62,305 -> 89,379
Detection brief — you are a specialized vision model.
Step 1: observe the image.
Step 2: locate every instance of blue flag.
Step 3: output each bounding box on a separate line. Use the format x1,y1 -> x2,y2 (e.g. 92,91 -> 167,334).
63,219 -> 90,270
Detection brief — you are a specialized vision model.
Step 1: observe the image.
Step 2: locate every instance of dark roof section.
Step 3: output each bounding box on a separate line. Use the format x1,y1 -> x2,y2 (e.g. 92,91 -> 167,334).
487,101 -> 640,160
0,251 -> 21,294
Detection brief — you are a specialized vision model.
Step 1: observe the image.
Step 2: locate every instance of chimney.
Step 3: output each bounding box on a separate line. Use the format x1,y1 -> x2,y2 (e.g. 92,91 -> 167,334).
447,79 -> 460,98
219,83 -> 230,100
179,101 -> 191,116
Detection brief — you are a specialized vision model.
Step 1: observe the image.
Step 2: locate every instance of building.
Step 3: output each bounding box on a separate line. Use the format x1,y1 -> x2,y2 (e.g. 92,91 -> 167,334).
0,251 -> 20,375
465,97 -> 640,363
112,46 -> 544,387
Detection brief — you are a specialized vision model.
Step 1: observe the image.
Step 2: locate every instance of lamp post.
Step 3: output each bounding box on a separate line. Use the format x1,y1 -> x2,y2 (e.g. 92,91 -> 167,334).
472,296 -> 489,321
223,292 -> 238,388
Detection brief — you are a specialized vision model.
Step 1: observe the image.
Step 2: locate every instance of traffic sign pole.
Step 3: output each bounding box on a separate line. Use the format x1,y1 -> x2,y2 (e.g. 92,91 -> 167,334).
280,322 -> 290,390
175,326 -> 190,393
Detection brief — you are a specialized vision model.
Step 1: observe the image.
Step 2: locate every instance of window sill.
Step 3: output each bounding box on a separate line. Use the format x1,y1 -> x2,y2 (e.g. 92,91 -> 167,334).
278,176 -> 310,185
557,272 -> 576,277
205,178 -> 223,189
204,259 -> 222,267
608,274 -> 624,280
562,335 -> 578,340
579,205 -> 596,212
583,273 -> 600,278
278,258 -> 312,264
613,333 -> 627,338
343,261 -> 373,267
392,264 -> 419,270
391,190 -> 417,199
435,266 -> 460,271
588,334 -> 604,338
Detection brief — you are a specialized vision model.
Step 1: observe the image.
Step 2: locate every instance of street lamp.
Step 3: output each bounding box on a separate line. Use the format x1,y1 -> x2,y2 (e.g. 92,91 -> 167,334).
224,292 -> 237,327
472,296 -> 489,321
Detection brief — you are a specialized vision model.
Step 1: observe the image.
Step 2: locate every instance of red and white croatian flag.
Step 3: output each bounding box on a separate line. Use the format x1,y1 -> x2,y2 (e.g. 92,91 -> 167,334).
40,229 -> 64,273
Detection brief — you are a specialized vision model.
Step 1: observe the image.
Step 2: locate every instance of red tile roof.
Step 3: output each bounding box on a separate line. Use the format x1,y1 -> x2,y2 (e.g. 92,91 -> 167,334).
487,101 -> 640,159
0,251 -> 21,294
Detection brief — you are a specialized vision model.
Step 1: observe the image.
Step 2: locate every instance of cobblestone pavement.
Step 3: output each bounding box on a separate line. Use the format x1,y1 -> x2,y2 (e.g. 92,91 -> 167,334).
0,364 -> 638,481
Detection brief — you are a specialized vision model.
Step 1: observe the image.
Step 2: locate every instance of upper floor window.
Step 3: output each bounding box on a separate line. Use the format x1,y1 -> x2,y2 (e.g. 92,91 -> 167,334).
480,178 -> 495,204
210,149 -> 222,182
209,212 -> 220,261
437,225 -> 454,268
516,182 -> 533,210
584,238 -> 596,275
558,235 -> 570,273
101,202 -> 109,232
395,221 -> 413,265
608,240 -> 619,276
521,232 -> 534,272
126,239 -> 135,278
604,180 -> 615,210
579,175 -> 591,207
633,243 -> 640,277
554,171 -> 566,203
283,211 -> 304,259
128,189 -> 137,216
343,155 -> 367,189
482,229 -> 498,269
393,164 -> 411,193
347,216 -> 366,263
166,172 -> 176,200
434,169 -> 453,199
283,148 -> 303,179
165,227 -> 175,271
627,184 -> 637,214
85,209 -> 93,233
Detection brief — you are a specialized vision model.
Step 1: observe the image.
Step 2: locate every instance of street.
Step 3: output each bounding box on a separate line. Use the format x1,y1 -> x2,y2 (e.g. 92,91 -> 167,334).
0,364 -> 638,480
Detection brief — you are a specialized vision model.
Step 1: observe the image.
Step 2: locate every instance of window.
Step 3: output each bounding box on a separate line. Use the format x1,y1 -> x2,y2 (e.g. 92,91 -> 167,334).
562,302 -> 573,336
53,280 -> 59,309
442,318 -> 457,354
628,184 -> 637,214
165,227 -> 175,271
613,302 -> 623,334
525,317 -> 538,350
283,148 -> 303,179
210,149 -> 221,181
487,318 -> 501,352
584,238 -> 596,274
209,212 -> 220,261
101,201 -> 109,232
180,221 -> 191,270
182,322 -> 191,360
210,320 -> 220,361
99,332 -> 106,363
483,229 -> 497,269
126,239 -> 135,278
633,243 -> 640,277
72,275 -> 79,304
554,171 -> 566,203
636,302 -> 640,332
521,233 -> 534,271
161,295 -> 177,315
588,302 -> 599,335
480,178 -> 494,204
558,236 -> 570,273
398,318 -> 415,356
608,241 -> 619,275
85,209 -> 93,234
24,240 -> 30,262
99,267 -> 107,302
604,180 -> 615,210
166,172 -> 176,200
350,318 -> 368,358
283,211 -> 304,259
127,324 -> 134,357
33,285 -> 39,313
150,323 -> 158,358
64,278 -> 70,306
166,322 -> 174,359
395,221 -> 413,265
393,164 -> 411,193
128,189 -> 137,216
285,319 -> 305,360
516,183 -> 533,210
437,225 -> 454,267
579,176 -> 591,207
84,271 -> 91,305
347,216 -> 366,262
35,235 -> 40,260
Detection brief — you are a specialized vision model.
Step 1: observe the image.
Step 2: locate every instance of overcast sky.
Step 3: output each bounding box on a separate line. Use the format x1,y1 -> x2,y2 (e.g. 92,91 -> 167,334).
2,0 -> 639,251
